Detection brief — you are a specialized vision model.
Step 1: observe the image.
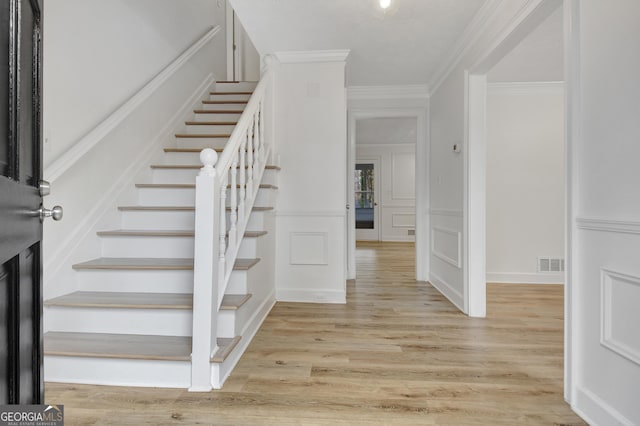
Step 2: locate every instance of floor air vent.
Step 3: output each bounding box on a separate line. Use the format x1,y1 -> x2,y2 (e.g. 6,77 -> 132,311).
538,257 -> 564,272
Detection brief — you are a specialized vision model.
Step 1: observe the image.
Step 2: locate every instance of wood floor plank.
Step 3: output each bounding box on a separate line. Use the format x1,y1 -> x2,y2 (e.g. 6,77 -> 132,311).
45,242 -> 586,425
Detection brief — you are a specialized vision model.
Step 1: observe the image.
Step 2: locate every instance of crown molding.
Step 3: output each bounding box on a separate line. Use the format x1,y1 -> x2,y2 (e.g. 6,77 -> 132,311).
347,85 -> 429,100
487,81 -> 565,95
274,49 -> 351,64
428,0 -> 504,93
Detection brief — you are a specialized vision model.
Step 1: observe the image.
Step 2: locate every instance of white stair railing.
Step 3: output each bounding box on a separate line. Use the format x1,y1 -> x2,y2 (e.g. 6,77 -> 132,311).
190,63 -> 274,391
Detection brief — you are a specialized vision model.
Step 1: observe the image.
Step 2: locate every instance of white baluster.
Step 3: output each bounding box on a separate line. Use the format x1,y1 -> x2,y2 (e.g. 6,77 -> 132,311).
219,174 -> 227,287
259,99 -> 266,162
190,148 -> 219,392
239,134 -> 247,225
229,152 -> 238,250
253,111 -> 260,187
247,119 -> 254,196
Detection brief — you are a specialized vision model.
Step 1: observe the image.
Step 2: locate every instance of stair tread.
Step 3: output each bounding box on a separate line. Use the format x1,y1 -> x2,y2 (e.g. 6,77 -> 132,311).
210,92 -> 253,95
45,292 -> 193,309
135,183 -> 278,190
96,229 -> 268,238
175,134 -> 231,138
44,331 -> 192,361
211,336 -> 241,363
44,291 -> 252,310
193,110 -> 244,114
202,100 -> 248,105
184,121 -> 238,125
118,206 -> 274,212
72,257 -> 260,271
151,164 -> 281,170
44,331 -> 240,363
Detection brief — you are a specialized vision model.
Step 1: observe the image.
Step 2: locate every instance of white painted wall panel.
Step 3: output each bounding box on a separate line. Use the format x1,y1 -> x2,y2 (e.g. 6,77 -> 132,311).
273,58 -> 347,303
43,0 -> 225,165
486,86 -> 564,283
573,2 -> 640,423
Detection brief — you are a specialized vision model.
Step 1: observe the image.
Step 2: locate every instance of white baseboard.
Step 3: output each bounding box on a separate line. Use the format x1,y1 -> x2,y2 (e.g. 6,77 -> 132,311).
486,272 -> 564,284
276,288 -> 346,304
428,272 -> 464,312
573,386 -> 635,426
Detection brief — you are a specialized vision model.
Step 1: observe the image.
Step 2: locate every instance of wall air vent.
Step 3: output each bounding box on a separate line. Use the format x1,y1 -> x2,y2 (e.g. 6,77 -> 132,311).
538,257 -> 565,273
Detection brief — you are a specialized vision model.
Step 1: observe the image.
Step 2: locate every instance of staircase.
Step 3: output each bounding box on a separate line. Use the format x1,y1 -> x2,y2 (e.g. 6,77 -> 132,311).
43,80 -> 278,389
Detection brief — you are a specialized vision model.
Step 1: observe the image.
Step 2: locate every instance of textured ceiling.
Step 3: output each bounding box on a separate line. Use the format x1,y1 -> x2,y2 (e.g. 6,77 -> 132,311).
229,0 -> 486,86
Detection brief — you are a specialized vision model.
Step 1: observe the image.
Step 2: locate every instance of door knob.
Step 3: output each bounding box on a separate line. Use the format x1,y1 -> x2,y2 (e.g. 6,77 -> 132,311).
39,205 -> 63,222
39,180 -> 51,197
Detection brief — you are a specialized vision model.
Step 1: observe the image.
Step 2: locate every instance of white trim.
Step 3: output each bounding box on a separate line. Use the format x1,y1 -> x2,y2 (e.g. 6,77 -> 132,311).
574,386 -> 635,426
276,288 -> 346,304
429,208 -> 463,217
347,106 -> 429,282
44,26 -> 222,182
576,217 -> 640,235
44,73 -> 215,282
564,0 -> 580,403
428,0 -> 503,93
486,272 -> 564,284
600,268 -> 640,367
347,85 -> 429,101
276,210 -> 346,218
274,49 -> 350,64
428,272 -> 464,312
356,143 -> 416,149
487,81 -> 565,95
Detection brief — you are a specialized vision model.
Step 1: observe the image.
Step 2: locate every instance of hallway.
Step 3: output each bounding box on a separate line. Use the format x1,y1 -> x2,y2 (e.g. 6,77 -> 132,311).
46,242 -> 584,425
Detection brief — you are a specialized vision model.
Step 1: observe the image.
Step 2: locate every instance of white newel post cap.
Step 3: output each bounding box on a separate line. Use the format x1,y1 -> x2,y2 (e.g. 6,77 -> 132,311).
199,148 -> 218,176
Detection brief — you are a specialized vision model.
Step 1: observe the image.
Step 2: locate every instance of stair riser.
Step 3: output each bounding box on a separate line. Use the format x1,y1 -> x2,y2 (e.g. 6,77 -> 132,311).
101,235 -> 195,258
218,310 -> 240,339
162,151 -> 259,165
137,187 -> 195,206
226,270 -> 249,294
209,93 -> 251,102
183,124 -> 236,134
175,137 -> 229,148
120,209 -> 195,230
76,270 -> 194,293
136,186 -> 274,207
215,82 -> 257,92
45,307 -> 192,336
45,356 -> 191,388
151,167 -> 278,185
199,103 -> 247,112
100,235 -> 261,259
193,112 -> 242,122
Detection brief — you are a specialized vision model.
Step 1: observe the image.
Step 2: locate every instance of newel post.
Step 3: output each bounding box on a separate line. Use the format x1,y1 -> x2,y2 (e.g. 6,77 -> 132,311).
190,148 -> 220,392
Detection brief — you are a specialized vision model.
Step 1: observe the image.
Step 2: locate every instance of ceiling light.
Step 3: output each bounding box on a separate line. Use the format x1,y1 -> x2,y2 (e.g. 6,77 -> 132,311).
379,0 -> 391,10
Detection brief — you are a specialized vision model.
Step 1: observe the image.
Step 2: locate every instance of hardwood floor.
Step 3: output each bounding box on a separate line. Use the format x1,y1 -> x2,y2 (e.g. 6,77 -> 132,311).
45,241 -> 586,425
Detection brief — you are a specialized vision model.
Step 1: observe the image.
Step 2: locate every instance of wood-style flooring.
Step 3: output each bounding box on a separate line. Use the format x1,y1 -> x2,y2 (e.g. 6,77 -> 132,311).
45,241 -> 586,425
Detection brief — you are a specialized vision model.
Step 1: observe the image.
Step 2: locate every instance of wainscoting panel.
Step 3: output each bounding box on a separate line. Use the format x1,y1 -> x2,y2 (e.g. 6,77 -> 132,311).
432,226 -> 461,269
276,213 -> 346,304
601,268 -> 640,366
289,232 -> 329,265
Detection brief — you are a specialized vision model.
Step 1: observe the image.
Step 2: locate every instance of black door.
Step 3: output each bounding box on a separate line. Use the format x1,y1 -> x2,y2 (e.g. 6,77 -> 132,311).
0,0 -> 43,405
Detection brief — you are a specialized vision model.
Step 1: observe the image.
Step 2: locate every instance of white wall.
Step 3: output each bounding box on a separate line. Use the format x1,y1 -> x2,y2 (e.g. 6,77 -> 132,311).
273,55 -> 348,304
428,0 -> 542,310
571,1 -> 640,424
42,1 -> 225,299
43,0 -> 226,165
486,84 -> 564,284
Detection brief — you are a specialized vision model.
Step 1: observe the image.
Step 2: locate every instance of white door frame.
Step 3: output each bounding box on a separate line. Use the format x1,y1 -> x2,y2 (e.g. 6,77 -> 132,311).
354,158 -> 381,241
463,0 -> 576,401
347,107 -> 429,281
